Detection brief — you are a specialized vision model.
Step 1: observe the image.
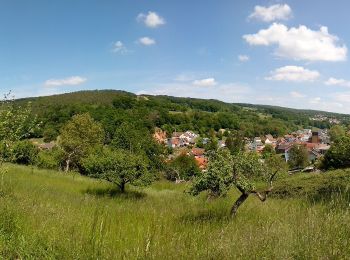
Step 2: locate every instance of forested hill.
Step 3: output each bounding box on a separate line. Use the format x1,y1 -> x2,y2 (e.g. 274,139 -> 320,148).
15,90 -> 350,141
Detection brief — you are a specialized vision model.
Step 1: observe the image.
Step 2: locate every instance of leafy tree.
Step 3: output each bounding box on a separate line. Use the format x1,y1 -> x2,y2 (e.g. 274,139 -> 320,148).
329,125 -> 346,142
112,95 -> 137,110
82,148 -> 151,192
205,137 -> 218,151
288,144 -> 309,169
43,126 -> 58,142
0,94 -> 38,163
262,144 -> 276,159
0,94 -> 38,145
165,153 -> 200,181
59,113 -> 104,172
11,140 -> 39,165
190,149 -> 287,216
322,136 -> 350,169
111,122 -> 164,171
225,131 -> 246,155
195,136 -> 204,148
36,147 -> 65,170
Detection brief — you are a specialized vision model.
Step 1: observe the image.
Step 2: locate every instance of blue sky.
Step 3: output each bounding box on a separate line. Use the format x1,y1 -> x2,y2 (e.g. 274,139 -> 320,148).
2,0 -> 350,113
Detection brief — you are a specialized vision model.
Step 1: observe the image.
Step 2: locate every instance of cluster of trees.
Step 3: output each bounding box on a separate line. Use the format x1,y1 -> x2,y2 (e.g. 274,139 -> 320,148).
17,90 -> 343,144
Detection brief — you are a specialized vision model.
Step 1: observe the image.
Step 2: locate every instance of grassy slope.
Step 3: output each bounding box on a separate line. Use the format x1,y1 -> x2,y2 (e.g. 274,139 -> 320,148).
1,165 -> 350,259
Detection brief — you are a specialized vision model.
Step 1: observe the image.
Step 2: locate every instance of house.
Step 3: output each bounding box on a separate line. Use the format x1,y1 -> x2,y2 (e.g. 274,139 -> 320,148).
314,143 -> 330,154
168,137 -> 186,148
153,128 -> 167,144
172,132 -> 184,138
195,157 -> 208,170
310,131 -> 320,143
180,131 -> 198,144
252,137 -> 264,151
202,138 -> 209,145
218,140 -> 226,148
276,142 -> 292,160
284,134 -> 296,142
191,148 -> 205,157
264,134 -> 276,146
284,142 -> 324,162
218,129 -> 226,135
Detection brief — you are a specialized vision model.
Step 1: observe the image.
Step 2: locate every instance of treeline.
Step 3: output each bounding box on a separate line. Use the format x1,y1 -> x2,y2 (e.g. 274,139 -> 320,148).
15,90 -> 343,142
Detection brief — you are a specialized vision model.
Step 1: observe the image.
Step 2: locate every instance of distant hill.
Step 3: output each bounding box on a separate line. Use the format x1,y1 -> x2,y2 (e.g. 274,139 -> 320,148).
13,90 -> 350,140
18,89 -> 348,117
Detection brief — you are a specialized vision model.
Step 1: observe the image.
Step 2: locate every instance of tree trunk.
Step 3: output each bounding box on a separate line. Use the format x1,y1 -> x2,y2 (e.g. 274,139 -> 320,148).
65,159 -> 70,172
230,192 -> 249,217
119,182 -> 125,193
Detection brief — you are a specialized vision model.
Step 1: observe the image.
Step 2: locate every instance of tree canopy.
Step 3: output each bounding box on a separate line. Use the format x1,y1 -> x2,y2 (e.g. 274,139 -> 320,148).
59,113 -> 104,172
288,144 -> 309,169
82,147 -> 152,192
190,149 -> 287,216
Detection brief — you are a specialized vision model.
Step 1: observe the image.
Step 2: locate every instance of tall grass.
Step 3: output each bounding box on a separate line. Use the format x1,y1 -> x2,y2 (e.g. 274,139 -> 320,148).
1,164 -> 350,259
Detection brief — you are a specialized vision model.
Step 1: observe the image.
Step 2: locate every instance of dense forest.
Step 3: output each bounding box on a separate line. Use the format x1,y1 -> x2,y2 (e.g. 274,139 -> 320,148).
16,89 -> 350,142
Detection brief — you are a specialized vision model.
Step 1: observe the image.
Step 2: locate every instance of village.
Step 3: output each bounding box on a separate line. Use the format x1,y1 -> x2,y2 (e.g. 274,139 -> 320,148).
153,127 -> 331,171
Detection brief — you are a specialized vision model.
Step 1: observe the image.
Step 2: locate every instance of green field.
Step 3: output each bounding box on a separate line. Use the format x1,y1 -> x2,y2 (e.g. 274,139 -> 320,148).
1,165 -> 350,259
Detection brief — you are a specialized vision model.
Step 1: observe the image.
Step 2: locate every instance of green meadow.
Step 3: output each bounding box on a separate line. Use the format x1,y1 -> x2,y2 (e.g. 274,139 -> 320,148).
1,164 -> 350,259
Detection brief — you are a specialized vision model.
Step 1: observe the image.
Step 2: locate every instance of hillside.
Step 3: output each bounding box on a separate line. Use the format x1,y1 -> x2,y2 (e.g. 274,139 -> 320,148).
1,164 -> 350,259
14,90 -> 350,141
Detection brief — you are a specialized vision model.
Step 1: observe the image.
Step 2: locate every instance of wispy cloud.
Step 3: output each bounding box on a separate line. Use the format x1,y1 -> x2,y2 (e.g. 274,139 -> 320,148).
325,77 -> 350,87
44,76 -> 87,87
238,55 -> 249,62
248,4 -> 292,22
112,41 -> 129,54
138,37 -> 156,46
290,91 -> 306,98
193,77 -> 217,87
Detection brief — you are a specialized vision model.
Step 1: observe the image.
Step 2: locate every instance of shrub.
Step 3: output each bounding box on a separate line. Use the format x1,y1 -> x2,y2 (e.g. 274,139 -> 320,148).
322,136 -> 350,169
43,127 -> 58,142
36,148 -> 64,170
11,141 -> 38,165
165,153 -> 200,181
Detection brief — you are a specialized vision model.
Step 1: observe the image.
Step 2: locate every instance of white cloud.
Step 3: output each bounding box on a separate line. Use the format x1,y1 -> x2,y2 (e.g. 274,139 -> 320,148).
238,55 -> 250,62
249,4 -> 292,22
266,66 -> 320,82
137,11 -> 165,28
290,91 -> 306,98
309,97 -> 321,104
44,76 -> 87,87
325,77 -> 350,87
243,23 -> 347,62
112,41 -> 129,54
192,78 -> 217,87
138,37 -> 156,46
333,92 -> 350,103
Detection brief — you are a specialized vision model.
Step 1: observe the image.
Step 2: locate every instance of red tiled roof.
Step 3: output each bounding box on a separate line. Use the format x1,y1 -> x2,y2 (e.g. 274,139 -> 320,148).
195,157 -> 208,169
191,148 -> 205,156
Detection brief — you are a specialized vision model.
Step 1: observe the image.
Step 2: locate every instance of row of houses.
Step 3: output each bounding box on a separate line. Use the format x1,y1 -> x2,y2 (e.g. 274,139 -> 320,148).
249,130 -> 330,162
167,131 -> 199,148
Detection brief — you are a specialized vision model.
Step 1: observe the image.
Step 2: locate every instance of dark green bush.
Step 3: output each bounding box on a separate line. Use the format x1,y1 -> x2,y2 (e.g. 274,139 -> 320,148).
11,141 -> 38,165
36,148 -> 64,170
